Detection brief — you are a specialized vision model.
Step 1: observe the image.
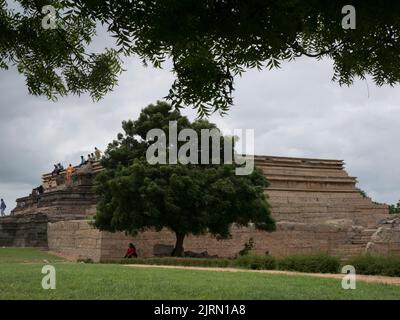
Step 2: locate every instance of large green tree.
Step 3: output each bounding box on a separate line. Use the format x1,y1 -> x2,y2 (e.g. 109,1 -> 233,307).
1,1 -> 400,115
94,101 -> 275,256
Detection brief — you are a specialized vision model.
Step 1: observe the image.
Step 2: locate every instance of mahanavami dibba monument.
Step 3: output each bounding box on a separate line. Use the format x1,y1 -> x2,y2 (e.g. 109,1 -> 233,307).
0,155 -> 399,262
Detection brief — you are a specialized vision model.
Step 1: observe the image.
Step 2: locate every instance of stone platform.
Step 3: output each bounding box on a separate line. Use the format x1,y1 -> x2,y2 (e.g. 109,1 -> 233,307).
1,155 -> 399,261
0,162 -> 100,247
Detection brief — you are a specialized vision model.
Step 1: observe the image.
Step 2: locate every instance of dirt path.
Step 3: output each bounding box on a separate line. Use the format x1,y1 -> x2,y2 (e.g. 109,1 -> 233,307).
46,250 -> 81,262
125,264 -> 400,285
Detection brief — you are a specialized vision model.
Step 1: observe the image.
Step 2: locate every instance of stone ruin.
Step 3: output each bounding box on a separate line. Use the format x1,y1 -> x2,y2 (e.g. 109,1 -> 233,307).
0,162 -> 101,247
0,155 -> 399,262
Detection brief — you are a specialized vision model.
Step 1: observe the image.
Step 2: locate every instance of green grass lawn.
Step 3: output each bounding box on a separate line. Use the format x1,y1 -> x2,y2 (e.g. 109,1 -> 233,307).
0,248 -> 399,300
0,247 -> 65,264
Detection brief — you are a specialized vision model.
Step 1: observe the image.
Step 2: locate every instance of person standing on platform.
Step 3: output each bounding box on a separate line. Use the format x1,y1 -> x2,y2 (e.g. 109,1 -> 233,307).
0,199 -> 6,216
94,147 -> 102,160
65,164 -> 75,185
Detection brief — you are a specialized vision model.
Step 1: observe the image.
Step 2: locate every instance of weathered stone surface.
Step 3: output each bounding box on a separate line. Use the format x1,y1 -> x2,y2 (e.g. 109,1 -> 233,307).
11,163 -> 99,218
153,244 -> 175,256
47,220 -> 102,261
366,217 -> 400,255
0,213 -> 48,247
4,155 -> 400,260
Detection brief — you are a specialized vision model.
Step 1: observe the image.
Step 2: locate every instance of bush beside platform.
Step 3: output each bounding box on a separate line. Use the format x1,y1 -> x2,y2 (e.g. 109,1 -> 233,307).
345,254 -> 400,277
102,253 -> 340,274
102,257 -> 232,268
101,253 -> 400,277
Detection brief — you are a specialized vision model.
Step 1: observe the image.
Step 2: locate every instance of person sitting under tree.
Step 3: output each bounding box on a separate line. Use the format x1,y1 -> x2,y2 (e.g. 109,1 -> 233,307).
124,243 -> 138,258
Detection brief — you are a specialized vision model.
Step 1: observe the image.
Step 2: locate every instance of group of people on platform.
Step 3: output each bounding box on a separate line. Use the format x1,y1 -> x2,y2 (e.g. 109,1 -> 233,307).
79,147 -> 102,167
50,147 -> 102,183
51,163 -> 64,176
1,148 -> 103,218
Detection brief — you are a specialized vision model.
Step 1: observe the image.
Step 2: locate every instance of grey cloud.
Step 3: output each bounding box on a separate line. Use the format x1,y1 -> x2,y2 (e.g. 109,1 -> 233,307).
0,55 -> 399,210
205,58 -> 400,204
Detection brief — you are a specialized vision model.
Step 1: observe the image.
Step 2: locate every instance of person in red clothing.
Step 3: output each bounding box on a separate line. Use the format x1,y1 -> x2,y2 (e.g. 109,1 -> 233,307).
124,243 -> 138,258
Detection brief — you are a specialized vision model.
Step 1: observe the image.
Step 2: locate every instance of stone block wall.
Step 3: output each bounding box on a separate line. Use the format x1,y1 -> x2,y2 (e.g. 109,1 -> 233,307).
366,217 -> 400,256
0,213 -> 48,247
47,220 -> 102,261
7,154 -> 400,260
47,219 -> 376,262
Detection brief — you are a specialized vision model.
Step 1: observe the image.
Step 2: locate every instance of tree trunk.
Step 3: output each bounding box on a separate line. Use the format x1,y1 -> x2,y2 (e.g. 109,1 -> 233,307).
172,233 -> 185,257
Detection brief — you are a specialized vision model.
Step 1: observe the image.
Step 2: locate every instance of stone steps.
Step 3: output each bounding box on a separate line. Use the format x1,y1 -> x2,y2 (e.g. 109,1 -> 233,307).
330,244 -> 366,258
259,165 -> 349,176
254,158 -> 344,170
266,190 -> 365,198
268,199 -> 375,205
263,172 -> 356,182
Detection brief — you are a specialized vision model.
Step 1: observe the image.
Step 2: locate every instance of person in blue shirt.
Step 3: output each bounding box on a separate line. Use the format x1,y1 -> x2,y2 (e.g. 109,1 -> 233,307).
0,199 -> 6,217
80,155 -> 87,166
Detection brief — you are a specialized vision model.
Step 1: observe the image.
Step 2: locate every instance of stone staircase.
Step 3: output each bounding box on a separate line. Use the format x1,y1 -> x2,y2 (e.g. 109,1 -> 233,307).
349,228 -> 377,245
255,155 -> 388,220
252,155 -> 390,258
330,244 -> 366,259
329,228 -> 378,259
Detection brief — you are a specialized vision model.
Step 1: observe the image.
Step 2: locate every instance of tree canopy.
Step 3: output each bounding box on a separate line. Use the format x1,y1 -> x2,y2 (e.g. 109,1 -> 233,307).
2,1 -> 400,115
389,201 -> 400,214
94,101 -> 275,256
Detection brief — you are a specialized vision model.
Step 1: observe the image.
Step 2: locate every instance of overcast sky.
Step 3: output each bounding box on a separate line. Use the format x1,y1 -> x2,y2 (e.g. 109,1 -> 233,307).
0,51 -> 399,211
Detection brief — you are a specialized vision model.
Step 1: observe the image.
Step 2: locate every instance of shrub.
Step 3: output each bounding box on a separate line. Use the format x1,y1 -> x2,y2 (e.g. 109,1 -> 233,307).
234,255 -> 276,270
101,254 -> 340,273
77,258 -> 94,264
357,188 -> 368,198
101,257 -> 231,268
345,254 -> 400,277
238,238 -> 255,256
101,253 -> 343,274
277,253 -> 340,274
389,202 -> 400,214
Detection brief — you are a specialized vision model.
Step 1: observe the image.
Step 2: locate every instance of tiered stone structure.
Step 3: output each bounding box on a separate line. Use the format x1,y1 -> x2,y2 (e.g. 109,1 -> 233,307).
1,155 -> 399,261
0,162 -> 101,247
12,161 -> 102,218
